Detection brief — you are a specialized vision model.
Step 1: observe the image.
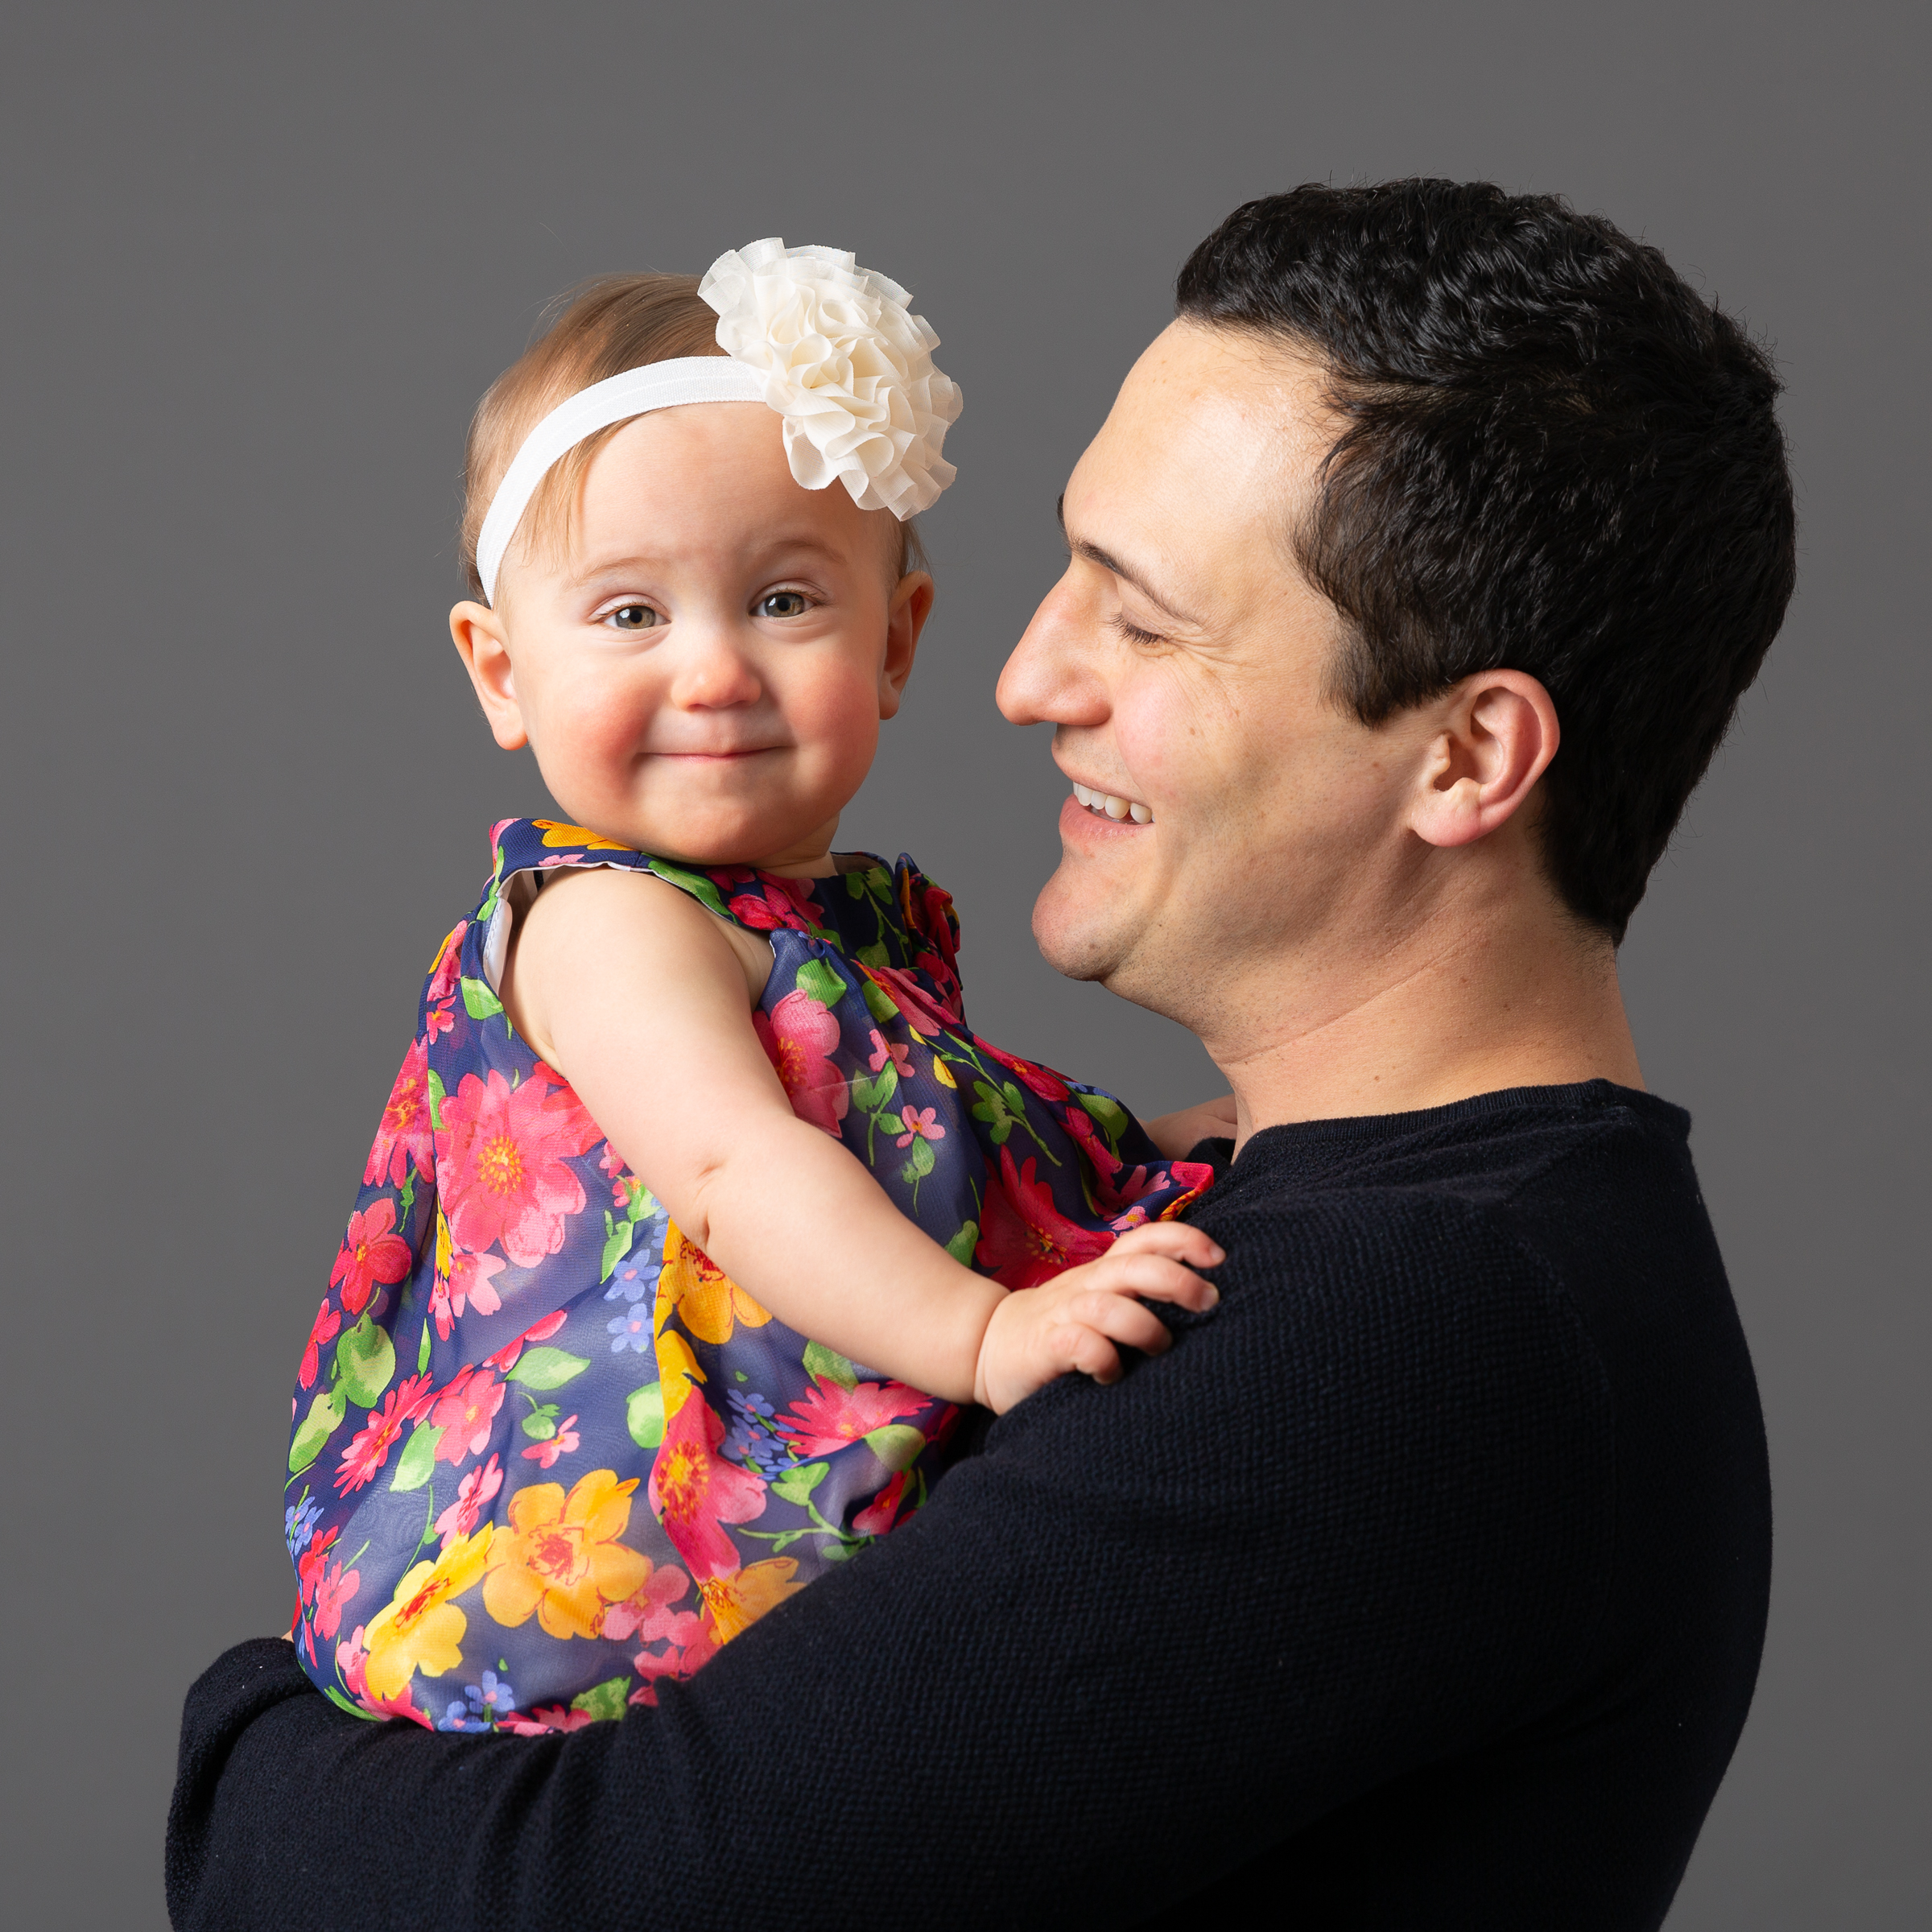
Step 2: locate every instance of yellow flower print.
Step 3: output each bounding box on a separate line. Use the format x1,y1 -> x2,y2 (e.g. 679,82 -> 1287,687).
658,1221 -> 772,1346
361,1525 -> 493,1701
483,1469 -> 652,1640
533,819 -> 631,852
699,1558 -> 805,1646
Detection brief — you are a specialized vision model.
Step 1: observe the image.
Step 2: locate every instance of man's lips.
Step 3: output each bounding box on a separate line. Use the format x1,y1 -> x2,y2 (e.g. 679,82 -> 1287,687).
1059,791 -> 1150,845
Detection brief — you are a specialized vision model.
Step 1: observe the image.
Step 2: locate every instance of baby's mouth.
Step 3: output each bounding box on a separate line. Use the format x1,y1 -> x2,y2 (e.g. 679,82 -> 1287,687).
1071,781 -> 1152,825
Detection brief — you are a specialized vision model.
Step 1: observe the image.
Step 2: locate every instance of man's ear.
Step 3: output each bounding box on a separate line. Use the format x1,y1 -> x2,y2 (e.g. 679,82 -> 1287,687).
449,601 -> 529,750
1405,670 -> 1560,849
878,572 -> 935,720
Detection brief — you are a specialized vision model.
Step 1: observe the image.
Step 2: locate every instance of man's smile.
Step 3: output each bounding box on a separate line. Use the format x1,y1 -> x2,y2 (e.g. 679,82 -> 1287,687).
1069,779 -> 1153,825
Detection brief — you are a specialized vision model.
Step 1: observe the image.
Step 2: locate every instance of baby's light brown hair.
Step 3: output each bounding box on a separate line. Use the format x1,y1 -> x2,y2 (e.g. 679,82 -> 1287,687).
460,274 -> 924,601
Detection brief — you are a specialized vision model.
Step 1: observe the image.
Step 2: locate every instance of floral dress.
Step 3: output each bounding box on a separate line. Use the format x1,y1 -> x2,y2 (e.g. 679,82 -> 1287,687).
285,818 -> 1213,1733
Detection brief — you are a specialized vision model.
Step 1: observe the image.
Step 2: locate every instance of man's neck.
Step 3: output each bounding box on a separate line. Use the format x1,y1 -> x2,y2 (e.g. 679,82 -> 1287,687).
1193,874 -> 1643,1152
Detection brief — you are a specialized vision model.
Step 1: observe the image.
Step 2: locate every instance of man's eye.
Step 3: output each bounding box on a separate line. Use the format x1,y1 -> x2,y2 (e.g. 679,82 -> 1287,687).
758,590 -> 811,619
606,604 -> 658,631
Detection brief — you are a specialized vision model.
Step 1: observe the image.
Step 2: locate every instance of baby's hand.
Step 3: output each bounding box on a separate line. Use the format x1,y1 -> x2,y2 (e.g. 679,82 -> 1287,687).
972,1222 -> 1224,1414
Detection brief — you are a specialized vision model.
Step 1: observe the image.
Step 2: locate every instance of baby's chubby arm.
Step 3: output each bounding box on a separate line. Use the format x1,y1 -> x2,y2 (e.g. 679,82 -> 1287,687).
503,867 -> 1222,1412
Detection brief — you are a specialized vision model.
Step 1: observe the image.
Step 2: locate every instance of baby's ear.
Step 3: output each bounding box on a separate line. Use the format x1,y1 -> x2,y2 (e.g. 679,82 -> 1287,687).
449,601 -> 529,749
880,571 -> 935,718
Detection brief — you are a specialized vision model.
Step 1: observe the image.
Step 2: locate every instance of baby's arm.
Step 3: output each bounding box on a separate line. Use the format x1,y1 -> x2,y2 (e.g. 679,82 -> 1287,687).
503,868 -> 1221,1412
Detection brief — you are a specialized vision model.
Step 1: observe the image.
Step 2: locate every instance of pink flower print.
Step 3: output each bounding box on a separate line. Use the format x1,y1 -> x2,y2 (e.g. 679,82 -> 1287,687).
852,1469 -> 910,1538
977,1037 -> 1071,1104
650,1391 -> 769,1580
501,1704 -> 596,1737
423,1001 -> 456,1044
520,1414 -> 580,1468
1098,1157 -> 1215,1230
429,1366 -> 506,1466
426,922 -> 467,1005
727,873 -> 819,935
364,1035 -> 436,1189
753,990 -> 851,1138
860,964 -> 960,1038
482,1307 -> 568,1377
299,1298 -> 341,1389
329,1197 -> 414,1317
433,1453 -> 504,1549
902,873 -> 960,973
894,1105 -> 944,1150
429,1245 -> 507,1341
866,1029 -> 912,1076
975,1146 -> 1113,1289
333,1373 -> 434,1495
307,1558 -> 360,1645
436,1063 -> 601,1268
774,1377 -> 930,1459
603,1565 -> 703,1647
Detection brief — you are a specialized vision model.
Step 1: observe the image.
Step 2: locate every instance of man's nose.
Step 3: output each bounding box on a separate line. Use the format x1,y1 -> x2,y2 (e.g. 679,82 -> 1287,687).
997,570 -> 1108,727
668,625 -> 763,710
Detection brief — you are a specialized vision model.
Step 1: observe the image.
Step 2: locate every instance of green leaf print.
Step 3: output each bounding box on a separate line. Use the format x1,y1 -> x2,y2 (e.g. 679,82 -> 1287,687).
416,1320 -> 431,1375
1076,1091 -> 1130,1146
944,1220 -> 980,1265
427,1068 -> 447,1132
900,1135 -> 938,1185
646,860 -> 729,920
802,1341 -> 857,1389
571,1677 -> 633,1724
506,1347 -> 590,1391
771,1461 -> 830,1505
864,1424 -> 927,1472
389,1422 -> 443,1492
460,976 -> 503,1020
520,1403 -> 559,1440
851,1063 -> 899,1116
861,977 -> 900,1025
625,1382 -> 665,1449
600,1210 -> 634,1284
794,957 -> 847,1007
972,1080 -> 1018,1146
845,871 -> 867,898
289,1389 -> 346,1474
336,1313 -> 396,1410
857,941 -> 890,969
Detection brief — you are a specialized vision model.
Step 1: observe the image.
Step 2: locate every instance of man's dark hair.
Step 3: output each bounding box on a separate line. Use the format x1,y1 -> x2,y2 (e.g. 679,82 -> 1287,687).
1176,180 -> 1795,942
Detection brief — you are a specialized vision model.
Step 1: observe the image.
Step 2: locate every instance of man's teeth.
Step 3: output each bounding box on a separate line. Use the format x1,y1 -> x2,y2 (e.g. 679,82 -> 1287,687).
1071,782 -> 1153,825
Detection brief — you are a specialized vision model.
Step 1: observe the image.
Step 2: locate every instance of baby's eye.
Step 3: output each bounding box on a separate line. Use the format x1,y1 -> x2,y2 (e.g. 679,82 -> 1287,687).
605,603 -> 659,632
757,590 -> 813,620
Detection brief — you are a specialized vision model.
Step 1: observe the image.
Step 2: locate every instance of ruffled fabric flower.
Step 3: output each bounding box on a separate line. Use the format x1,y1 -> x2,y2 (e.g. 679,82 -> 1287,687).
700,238 -> 961,520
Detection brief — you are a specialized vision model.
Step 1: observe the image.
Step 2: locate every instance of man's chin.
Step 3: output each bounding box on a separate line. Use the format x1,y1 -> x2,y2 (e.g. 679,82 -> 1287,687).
1030,861 -> 1132,985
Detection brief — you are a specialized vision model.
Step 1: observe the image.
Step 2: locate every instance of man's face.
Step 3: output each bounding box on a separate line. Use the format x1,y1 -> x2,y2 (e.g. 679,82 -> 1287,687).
997,322 -> 1426,1039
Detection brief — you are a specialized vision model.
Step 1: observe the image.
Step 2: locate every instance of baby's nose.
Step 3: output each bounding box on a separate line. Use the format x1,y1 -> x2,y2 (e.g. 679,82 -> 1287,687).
669,630 -> 764,709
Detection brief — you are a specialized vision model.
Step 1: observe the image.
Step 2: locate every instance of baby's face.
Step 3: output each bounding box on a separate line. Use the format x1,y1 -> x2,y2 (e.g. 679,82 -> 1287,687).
468,402 -> 928,870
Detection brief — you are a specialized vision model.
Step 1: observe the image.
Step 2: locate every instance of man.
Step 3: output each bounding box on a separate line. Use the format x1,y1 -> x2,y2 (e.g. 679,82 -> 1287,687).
168,181 -> 1790,1930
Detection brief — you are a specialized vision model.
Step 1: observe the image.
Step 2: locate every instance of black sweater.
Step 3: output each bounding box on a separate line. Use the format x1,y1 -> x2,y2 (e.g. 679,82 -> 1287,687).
168,1082 -> 1770,1930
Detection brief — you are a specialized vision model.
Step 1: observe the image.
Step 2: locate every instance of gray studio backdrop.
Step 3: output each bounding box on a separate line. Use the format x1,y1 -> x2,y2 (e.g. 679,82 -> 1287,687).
2,4 -> 1924,1926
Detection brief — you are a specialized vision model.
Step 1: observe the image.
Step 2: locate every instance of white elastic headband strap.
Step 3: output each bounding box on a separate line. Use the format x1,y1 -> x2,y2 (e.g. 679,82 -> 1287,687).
474,357 -> 766,605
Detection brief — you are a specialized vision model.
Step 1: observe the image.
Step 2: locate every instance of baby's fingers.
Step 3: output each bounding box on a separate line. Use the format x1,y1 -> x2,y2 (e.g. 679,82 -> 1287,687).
1089,1253 -> 1220,1312
1067,1291 -> 1178,1362
1107,1221 -> 1225,1269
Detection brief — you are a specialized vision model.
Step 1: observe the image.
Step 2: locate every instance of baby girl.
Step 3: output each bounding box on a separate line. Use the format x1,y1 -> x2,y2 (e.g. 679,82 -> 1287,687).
283,241 -> 1224,1733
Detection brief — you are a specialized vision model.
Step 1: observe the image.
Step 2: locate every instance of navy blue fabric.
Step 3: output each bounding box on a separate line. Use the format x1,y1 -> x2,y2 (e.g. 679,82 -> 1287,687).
170,1081 -> 1770,1931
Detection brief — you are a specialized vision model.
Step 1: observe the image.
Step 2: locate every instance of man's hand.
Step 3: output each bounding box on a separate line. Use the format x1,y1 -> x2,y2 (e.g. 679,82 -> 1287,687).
1144,1093 -> 1241,1158
972,1222 -> 1224,1412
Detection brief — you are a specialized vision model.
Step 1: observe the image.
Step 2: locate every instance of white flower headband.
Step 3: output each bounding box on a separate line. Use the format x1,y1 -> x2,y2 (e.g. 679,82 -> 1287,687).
474,238 -> 963,605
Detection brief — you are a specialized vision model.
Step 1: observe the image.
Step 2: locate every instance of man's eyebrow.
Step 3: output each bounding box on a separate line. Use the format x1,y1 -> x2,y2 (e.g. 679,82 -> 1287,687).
1055,493 -> 1199,626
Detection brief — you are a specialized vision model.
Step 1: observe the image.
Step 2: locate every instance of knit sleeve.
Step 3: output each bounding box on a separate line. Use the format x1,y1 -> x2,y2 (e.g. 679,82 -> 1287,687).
168,1196 -> 1616,1931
